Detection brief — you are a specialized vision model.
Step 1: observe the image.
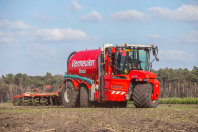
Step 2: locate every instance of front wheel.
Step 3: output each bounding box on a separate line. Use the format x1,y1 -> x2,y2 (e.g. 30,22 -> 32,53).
132,83 -> 159,108
62,81 -> 79,108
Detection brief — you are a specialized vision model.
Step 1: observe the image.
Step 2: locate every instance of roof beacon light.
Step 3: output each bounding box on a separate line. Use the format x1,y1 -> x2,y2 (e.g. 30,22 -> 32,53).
151,44 -> 154,47
124,43 -> 127,46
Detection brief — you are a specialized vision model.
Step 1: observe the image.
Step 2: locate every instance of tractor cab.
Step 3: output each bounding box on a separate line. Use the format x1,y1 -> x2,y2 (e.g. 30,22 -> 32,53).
113,44 -> 159,74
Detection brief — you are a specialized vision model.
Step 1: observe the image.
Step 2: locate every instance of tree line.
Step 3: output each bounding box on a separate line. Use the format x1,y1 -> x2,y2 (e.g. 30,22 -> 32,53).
0,66 -> 198,103
151,66 -> 198,98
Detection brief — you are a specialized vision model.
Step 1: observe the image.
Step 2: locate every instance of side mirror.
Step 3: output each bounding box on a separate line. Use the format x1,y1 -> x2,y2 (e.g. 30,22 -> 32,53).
156,58 -> 159,61
153,49 -> 156,56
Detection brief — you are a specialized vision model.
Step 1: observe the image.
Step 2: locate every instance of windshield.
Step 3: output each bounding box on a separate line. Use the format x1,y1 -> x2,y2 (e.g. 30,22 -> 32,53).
115,48 -> 149,73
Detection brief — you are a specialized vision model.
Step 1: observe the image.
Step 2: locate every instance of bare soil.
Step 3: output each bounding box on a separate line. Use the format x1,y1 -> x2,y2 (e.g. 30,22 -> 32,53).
0,103 -> 198,132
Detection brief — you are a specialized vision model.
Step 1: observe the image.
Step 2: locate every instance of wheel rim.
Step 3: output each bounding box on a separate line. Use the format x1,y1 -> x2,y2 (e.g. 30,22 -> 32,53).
64,89 -> 71,103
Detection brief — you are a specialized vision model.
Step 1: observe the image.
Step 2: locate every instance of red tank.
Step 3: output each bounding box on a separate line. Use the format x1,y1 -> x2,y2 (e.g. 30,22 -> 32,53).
68,49 -> 101,80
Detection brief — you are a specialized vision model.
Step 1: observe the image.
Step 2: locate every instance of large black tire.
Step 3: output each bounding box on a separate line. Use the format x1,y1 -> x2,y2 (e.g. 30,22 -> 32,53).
80,87 -> 91,108
132,83 -> 159,108
62,81 -> 79,108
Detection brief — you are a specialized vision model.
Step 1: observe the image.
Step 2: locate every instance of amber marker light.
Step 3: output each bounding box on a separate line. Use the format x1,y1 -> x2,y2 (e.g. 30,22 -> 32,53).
151,44 -> 154,47
125,43 -> 127,46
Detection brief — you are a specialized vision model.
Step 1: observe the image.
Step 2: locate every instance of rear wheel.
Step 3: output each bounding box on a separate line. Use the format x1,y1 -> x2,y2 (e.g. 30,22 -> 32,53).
80,87 -> 91,107
132,83 -> 159,108
62,81 -> 79,108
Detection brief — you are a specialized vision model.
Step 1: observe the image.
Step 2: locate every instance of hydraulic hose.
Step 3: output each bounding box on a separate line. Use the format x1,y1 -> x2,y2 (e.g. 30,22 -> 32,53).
64,75 -> 93,84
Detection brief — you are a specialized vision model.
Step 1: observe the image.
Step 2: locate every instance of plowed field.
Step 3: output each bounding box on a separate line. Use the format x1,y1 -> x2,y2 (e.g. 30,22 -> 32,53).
0,103 -> 198,132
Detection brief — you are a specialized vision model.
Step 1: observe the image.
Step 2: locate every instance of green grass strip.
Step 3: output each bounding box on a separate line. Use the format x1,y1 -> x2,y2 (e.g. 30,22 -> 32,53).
159,98 -> 198,104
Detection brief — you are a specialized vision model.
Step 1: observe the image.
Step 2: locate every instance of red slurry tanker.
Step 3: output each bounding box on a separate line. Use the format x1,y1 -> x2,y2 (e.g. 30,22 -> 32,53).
62,43 -> 160,108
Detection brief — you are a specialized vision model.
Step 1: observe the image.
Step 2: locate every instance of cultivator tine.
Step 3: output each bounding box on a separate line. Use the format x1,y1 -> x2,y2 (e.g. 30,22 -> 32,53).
23,96 -> 26,107
50,96 -> 53,107
41,97 -> 44,106
32,97 -> 35,106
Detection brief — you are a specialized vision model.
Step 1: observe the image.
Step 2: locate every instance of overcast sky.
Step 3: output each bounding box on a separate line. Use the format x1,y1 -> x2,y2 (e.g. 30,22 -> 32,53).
0,0 -> 198,76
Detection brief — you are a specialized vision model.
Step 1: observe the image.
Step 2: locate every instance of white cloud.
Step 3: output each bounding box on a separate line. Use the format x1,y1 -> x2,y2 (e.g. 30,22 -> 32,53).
192,23 -> 198,28
25,43 -> 56,60
69,1 -> 83,11
148,34 -> 161,39
65,14 -> 72,20
9,21 -> 36,30
6,43 -> 20,48
190,0 -> 198,5
28,28 -> 90,42
110,10 -> 148,22
33,13 -> 56,21
171,30 -> 198,44
158,50 -> 197,61
81,11 -> 102,22
148,4 -> 198,22
0,19 -> 36,30
0,19 -> 10,27
0,19 -> 95,43
0,31 -> 14,43
90,36 -> 99,41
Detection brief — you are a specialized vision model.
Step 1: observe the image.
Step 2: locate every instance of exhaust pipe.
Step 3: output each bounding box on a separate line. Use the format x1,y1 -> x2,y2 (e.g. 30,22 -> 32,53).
100,50 -> 104,99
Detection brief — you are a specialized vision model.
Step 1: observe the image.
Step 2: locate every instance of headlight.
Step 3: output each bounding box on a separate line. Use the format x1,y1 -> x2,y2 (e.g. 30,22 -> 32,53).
135,78 -> 148,81
112,76 -> 127,79
143,79 -> 148,81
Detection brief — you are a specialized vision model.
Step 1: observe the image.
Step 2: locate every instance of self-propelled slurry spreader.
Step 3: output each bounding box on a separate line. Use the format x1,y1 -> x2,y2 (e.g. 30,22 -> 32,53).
62,43 -> 160,108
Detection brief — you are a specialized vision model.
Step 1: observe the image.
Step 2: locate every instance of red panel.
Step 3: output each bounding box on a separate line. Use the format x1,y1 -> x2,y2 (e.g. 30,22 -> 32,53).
128,70 -> 157,79
149,79 -> 160,100
104,90 -> 126,101
94,91 -> 99,100
104,75 -> 130,91
68,49 -> 101,80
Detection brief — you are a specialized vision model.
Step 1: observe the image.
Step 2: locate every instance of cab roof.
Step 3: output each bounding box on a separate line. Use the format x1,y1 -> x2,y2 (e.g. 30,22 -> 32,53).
117,44 -> 151,48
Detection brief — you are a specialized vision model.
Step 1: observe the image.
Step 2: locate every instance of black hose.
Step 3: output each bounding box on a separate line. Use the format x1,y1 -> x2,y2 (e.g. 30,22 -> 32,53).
67,51 -> 77,74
